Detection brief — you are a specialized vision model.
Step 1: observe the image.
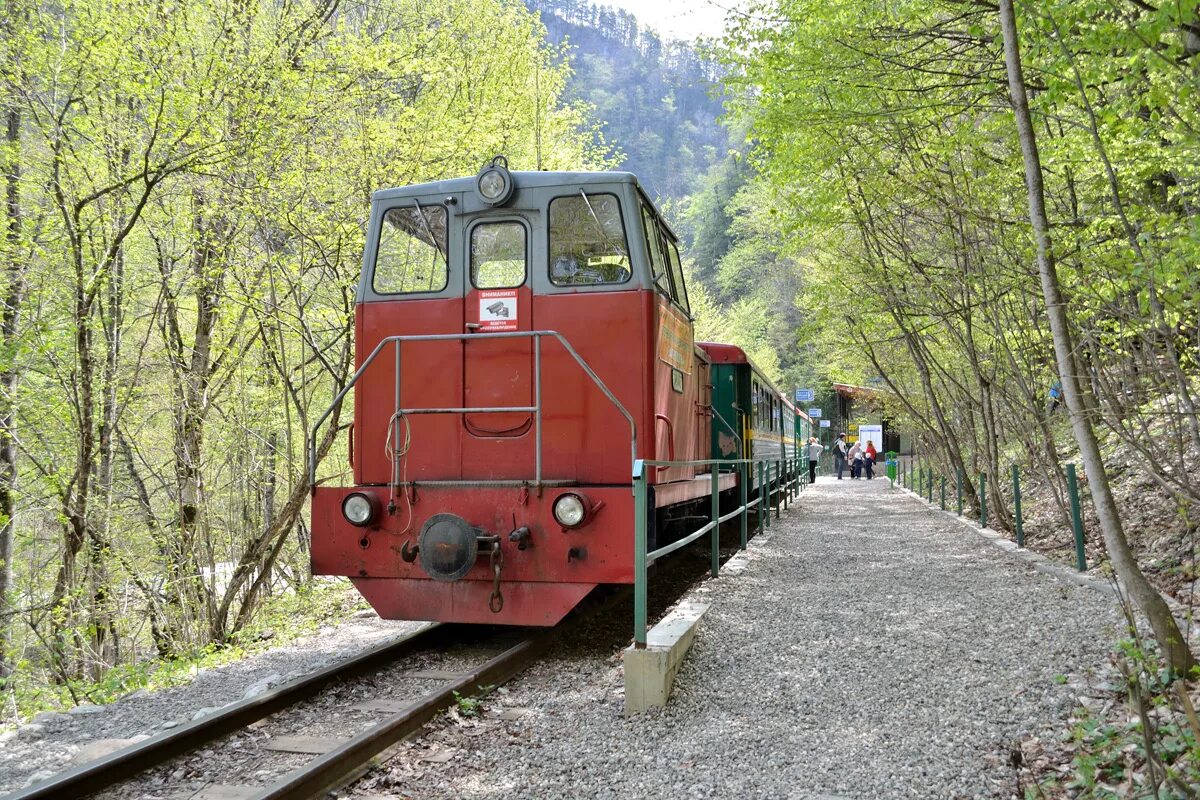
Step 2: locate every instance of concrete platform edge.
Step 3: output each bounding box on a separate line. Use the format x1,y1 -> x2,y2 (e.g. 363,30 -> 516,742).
621,490 -> 804,714
623,601 -> 709,714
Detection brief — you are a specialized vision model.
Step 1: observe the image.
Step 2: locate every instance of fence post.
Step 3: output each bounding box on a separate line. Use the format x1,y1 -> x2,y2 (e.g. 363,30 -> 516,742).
979,471 -> 987,528
927,470 -> 933,503
760,461 -> 769,530
940,476 -> 946,511
774,461 -> 781,519
740,461 -> 749,549
782,459 -> 789,511
1012,465 -> 1024,548
1067,463 -> 1086,571
956,468 -> 963,516
633,460 -> 648,648
711,467 -> 720,578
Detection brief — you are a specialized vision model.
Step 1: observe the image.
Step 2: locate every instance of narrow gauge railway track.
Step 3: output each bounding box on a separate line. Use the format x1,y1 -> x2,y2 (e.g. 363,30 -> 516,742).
6,507 -> 765,800
3,624 -> 555,800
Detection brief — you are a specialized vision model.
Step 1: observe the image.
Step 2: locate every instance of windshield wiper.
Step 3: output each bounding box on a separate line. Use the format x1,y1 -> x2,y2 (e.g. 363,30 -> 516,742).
412,199 -> 447,288
579,190 -> 627,260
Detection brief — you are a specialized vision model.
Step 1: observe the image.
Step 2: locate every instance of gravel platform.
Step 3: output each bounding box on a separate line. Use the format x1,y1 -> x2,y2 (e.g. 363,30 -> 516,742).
356,476 -> 1124,800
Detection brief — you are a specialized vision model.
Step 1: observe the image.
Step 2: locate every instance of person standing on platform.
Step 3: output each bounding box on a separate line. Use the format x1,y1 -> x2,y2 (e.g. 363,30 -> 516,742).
847,440 -> 863,479
807,437 -> 824,484
864,441 -> 877,479
834,433 -> 848,479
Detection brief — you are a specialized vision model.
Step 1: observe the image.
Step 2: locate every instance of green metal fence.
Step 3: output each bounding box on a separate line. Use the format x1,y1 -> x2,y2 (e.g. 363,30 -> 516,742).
632,456 -> 804,647
901,456 -> 1089,572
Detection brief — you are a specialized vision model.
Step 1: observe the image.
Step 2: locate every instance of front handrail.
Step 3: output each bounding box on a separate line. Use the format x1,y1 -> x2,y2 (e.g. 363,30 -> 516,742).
308,330 -> 637,487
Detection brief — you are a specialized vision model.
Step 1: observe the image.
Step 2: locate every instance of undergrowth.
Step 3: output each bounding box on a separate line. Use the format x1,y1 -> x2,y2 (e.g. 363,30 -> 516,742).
0,578 -> 369,728
1031,601 -> 1200,798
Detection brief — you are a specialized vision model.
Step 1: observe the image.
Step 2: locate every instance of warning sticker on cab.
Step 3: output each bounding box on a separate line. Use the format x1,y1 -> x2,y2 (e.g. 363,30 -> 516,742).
478,289 -> 518,331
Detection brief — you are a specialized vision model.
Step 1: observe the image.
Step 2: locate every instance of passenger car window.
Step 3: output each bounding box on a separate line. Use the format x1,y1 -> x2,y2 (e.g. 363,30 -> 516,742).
665,237 -> 690,313
641,205 -> 673,297
374,205 -> 448,294
471,222 -> 526,289
549,193 -> 631,286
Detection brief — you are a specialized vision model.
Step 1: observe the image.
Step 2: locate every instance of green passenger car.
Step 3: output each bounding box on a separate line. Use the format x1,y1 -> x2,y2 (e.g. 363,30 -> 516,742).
699,343 -> 805,492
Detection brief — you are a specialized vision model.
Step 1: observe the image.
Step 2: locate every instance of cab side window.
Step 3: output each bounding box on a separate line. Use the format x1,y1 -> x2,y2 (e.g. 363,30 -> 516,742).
641,205 -> 673,298
665,237 -> 690,314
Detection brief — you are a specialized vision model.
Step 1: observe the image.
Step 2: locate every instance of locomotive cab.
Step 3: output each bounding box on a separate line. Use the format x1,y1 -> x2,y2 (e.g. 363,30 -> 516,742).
310,160 -> 717,626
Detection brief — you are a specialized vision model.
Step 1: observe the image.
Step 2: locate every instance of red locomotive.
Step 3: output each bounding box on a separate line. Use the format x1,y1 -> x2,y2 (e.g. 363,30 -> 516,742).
310,159 -> 799,626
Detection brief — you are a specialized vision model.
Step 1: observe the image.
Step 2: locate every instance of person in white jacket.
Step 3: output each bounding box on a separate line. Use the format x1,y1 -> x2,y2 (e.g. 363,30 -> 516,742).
806,437 -> 824,484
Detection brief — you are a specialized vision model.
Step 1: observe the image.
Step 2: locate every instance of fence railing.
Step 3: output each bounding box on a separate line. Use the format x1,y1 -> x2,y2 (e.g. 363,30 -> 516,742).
632,456 -> 806,647
897,456 -> 1088,571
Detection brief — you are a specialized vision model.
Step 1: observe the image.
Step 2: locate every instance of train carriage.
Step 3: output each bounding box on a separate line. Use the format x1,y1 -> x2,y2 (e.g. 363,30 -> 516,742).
310,159 -> 791,627
702,343 -> 808,488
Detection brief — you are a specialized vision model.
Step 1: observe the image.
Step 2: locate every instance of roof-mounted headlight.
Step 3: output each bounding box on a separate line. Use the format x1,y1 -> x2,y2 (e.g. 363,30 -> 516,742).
476,155 -> 515,207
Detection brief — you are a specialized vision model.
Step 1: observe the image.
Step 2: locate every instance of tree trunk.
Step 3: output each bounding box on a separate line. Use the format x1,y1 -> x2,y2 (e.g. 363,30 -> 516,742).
0,99 -> 24,683
998,0 -> 1196,674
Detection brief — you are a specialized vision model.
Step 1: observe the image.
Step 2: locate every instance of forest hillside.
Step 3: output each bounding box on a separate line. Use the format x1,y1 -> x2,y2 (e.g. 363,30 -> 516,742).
0,0 -> 602,717
524,0 -> 728,199
722,0 -> 1200,790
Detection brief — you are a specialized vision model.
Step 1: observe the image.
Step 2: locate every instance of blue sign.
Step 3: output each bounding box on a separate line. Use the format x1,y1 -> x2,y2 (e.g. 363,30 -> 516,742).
795,388 -> 815,402
807,407 -> 822,418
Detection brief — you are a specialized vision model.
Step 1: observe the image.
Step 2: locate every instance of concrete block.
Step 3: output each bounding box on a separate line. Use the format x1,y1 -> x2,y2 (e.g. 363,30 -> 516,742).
624,601 -> 708,714
723,552 -> 751,575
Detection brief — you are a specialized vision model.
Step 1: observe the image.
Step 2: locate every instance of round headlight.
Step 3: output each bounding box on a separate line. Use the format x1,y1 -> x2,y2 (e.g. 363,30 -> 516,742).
475,157 -> 514,207
553,493 -> 587,528
342,492 -> 376,527
478,170 -> 506,200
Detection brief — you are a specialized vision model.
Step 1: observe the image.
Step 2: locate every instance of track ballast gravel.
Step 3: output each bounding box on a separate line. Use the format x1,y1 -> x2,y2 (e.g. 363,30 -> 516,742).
0,614 -> 422,794
362,476 -> 1123,800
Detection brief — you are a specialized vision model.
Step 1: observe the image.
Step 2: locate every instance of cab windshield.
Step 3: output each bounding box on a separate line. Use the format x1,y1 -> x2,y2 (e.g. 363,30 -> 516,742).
374,205 -> 448,294
548,192 -> 631,286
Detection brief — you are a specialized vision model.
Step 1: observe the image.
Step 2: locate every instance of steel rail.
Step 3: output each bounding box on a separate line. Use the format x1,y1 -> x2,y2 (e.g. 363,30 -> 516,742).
2,623 -> 450,800
251,630 -> 557,800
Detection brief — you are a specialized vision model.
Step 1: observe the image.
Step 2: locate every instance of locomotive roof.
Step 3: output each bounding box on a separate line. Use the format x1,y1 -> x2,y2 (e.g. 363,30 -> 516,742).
372,170 -> 640,202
